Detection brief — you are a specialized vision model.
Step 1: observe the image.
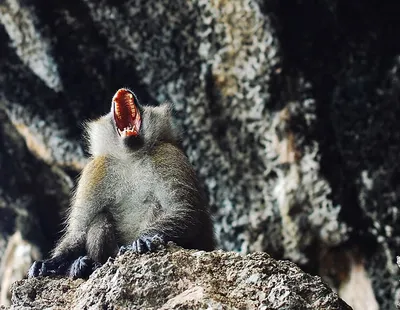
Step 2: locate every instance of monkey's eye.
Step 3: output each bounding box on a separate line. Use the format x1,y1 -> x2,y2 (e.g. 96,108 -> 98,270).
112,88 -> 142,137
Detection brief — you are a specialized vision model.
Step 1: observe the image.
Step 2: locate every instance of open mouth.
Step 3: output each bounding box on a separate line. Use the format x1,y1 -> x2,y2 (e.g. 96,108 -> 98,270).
112,88 -> 141,137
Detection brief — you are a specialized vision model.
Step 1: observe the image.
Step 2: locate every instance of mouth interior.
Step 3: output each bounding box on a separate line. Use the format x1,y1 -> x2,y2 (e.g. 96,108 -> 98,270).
112,89 -> 141,137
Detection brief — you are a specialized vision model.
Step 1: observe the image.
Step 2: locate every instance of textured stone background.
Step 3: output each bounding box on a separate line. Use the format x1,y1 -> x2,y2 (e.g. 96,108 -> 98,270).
0,0 -> 399,309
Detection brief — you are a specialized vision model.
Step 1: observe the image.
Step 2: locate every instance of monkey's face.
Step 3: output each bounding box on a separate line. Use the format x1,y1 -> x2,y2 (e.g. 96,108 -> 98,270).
111,88 -> 142,138
85,88 -> 179,157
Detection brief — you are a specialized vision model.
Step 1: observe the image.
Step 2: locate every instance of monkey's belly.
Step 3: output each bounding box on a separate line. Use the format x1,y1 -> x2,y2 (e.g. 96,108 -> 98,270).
112,199 -> 163,245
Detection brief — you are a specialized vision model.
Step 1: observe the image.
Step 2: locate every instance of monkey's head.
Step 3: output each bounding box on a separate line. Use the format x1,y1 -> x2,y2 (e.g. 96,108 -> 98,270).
85,88 -> 180,158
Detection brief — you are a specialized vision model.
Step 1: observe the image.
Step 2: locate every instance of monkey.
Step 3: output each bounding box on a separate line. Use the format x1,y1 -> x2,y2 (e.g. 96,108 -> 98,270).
28,88 -> 215,279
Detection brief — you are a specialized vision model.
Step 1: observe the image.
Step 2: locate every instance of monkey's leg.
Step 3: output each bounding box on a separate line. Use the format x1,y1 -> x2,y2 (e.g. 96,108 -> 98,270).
69,212 -> 118,279
87,211 -> 118,263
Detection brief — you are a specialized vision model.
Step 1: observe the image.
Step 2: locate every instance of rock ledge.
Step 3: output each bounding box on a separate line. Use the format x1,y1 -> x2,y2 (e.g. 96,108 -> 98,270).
9,246 -> 351,309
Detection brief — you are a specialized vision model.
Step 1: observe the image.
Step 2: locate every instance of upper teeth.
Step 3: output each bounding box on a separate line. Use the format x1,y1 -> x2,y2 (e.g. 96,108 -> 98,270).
115,103 -> 121,118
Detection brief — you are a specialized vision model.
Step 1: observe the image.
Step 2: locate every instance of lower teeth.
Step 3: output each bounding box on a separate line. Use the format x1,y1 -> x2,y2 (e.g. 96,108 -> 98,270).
118,127 -> 135,135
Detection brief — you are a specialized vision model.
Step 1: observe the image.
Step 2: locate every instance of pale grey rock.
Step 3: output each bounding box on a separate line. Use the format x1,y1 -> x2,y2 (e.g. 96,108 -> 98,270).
0,0 -> 62,91
9,247 -> 351,310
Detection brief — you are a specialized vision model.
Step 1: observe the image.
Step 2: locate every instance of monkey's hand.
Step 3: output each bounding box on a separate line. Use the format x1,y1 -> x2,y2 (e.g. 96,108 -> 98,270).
69,256 -> 101,279
118,233 -> 166,255
28,256 -> 71,278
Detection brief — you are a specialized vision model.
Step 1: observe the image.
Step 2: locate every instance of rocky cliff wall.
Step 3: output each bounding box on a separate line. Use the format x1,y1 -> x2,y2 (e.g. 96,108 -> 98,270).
0,0 -> 399,308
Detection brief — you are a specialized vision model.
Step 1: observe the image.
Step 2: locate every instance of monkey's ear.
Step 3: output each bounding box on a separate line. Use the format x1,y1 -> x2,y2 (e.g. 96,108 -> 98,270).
82,120 -> 94,145
150,102 -> 182,143
82,118 -> 101,142
83,115 -> 117,156
158,102 -> 174,115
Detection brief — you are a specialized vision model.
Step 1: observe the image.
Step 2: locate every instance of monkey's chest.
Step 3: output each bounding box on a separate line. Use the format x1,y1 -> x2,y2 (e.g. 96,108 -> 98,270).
111,176 -> 164,244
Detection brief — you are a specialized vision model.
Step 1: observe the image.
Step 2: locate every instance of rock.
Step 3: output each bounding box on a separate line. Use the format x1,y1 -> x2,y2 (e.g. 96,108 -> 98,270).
0,231 -> 40,307
0,109 -> 73,307
10,247 -> 351,310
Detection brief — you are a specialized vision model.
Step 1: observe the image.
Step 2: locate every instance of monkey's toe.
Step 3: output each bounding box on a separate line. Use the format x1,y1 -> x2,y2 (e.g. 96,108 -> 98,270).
117,245 -> 129,256
132,234 -> 166,253
150,234 -> 165,247
118,234 -> 166,255
28,261 -> 42,278
69,256 -> 96,279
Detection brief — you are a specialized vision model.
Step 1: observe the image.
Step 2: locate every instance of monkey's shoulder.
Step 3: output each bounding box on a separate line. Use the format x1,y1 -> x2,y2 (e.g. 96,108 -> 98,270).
74,156 -> 109,199
149,142 -> 187,163
150,143 -> 194,172
147,142 -> 202,194
82,155 -> 109,179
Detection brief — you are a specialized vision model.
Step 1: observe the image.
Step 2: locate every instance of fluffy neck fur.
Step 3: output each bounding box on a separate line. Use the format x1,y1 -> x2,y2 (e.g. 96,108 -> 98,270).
86,104 -> 180,159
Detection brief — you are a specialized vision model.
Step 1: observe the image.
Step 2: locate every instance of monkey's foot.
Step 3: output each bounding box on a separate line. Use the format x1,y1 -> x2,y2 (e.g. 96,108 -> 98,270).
69,256 -> 100,279
118,234 -> 166,255
28,256 -> 70,278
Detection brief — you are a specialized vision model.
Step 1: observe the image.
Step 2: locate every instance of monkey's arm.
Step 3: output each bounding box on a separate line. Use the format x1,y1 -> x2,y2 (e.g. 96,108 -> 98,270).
123,208 -> 213,254
29,157 -> 113,278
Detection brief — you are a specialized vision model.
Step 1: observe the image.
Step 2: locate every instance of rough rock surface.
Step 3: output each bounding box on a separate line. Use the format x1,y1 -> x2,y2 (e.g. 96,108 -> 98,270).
0,0 -> 399,309
9,247 -> 351,310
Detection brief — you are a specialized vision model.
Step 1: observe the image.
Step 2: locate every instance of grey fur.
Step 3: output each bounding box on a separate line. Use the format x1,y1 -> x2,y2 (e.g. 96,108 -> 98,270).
52,101 -> 215,266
